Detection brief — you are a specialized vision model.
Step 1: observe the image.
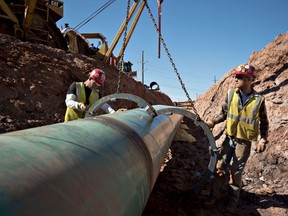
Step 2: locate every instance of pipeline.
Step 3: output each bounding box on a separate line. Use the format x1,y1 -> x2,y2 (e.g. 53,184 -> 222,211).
0,94 -> 217,216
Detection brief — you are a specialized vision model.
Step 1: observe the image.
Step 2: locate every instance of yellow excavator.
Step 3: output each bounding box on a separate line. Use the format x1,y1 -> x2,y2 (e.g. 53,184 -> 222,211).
0,0 -> 67,49
0,0 -> 156,76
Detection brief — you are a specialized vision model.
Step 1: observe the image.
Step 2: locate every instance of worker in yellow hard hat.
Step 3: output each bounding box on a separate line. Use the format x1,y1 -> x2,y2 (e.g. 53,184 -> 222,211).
205,64 -> 269,213
64,68 -> 115,122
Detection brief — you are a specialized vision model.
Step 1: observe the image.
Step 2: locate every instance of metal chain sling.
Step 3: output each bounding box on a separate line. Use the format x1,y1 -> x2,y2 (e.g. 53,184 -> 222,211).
116,0 -> 131,94
144,0 -> 201,120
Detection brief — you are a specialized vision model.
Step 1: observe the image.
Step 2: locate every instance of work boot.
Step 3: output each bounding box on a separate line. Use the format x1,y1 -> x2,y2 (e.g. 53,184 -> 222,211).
223,200 -> 238,215
204,196 -> 218,207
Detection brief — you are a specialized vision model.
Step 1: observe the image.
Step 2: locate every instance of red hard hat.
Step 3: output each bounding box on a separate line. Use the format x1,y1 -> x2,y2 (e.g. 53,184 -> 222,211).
233,64 -> 256,78
89,68 -> 105,86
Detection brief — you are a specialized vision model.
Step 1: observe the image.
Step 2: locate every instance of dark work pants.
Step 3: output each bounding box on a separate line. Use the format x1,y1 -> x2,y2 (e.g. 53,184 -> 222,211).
212,136 -> 252,202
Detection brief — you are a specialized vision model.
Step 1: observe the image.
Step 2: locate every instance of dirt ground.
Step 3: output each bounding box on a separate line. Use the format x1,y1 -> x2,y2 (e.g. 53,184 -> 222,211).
143,117 -> 288,216
0,32 -> 287,216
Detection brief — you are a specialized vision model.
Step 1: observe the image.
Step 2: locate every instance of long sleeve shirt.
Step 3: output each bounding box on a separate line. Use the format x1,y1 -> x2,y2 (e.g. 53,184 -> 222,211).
65,82 -> 115,113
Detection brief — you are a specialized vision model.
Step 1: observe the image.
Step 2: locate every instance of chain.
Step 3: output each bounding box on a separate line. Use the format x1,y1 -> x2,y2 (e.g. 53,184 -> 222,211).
116,0 -> 131,94
144,1 -> 201,120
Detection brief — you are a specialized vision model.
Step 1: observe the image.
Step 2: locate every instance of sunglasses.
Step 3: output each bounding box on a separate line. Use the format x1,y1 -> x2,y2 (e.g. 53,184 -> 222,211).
234,75 -> 253,81
234,75 -> 244,80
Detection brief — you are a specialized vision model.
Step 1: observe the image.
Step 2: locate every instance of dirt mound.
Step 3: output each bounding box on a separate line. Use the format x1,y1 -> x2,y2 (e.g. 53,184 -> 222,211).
0,33 -> 172,133
0,32 -> 287,216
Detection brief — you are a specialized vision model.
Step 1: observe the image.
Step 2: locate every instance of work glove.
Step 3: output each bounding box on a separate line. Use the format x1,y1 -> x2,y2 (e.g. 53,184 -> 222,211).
78,102 -> 87,111
256,138 -> 268,153
205,120 -> 215,129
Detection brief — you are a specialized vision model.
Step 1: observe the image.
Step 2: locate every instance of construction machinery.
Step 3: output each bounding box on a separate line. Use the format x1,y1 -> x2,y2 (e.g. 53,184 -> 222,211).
0,0 -> 67,49
0,0 -> 150,76
61,0 -> 148,75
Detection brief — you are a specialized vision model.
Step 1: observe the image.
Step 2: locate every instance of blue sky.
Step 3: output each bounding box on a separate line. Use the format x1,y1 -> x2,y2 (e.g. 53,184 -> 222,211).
58,0 -> 288,101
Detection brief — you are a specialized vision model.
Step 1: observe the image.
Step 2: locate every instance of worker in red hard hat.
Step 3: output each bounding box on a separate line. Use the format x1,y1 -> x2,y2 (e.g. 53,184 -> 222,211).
205,63 -> 269,213
64,68 -> 115,122
233,63 -> 256,77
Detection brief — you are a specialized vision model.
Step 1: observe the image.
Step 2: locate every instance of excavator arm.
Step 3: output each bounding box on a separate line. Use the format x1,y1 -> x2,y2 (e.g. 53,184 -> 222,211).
105,0 -> 146,64
22,0 -> 37,33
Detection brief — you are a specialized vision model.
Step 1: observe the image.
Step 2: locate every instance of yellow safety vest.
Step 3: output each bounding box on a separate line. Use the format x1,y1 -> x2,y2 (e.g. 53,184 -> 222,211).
226,88 -> 264,141
64,82 -> 99,122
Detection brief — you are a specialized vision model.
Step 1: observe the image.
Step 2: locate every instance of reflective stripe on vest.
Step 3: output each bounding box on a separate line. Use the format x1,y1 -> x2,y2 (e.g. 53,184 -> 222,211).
226,88 -> 264,141
64,82 -> 99,122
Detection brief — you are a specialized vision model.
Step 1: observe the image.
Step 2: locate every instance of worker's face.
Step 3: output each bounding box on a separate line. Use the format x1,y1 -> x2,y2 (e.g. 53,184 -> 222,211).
88,78 -> 101,89
234,74 -> 253,88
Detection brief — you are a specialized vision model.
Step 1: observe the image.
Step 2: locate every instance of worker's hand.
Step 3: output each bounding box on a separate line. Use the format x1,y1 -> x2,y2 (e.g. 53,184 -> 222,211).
256,138 -> 268,153
205,120 -> 215,129
216,159 -> 225,176
78,102 -> 87,111
216,169 -> 225,177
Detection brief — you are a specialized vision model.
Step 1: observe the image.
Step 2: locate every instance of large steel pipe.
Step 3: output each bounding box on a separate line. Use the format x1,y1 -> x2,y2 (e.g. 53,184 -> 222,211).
0,105 -> 182,216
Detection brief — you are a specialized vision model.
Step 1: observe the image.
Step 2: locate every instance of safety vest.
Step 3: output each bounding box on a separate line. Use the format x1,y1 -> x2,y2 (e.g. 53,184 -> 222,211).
226,88 -> 264,141
64,82 -> 99,122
